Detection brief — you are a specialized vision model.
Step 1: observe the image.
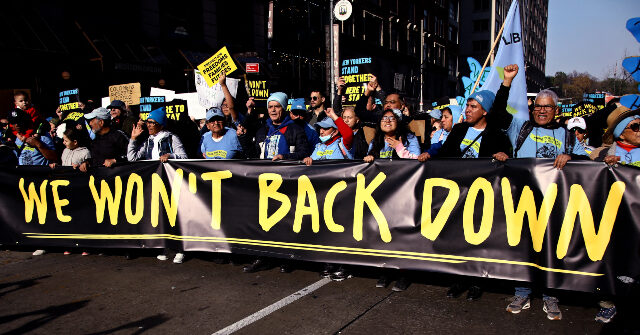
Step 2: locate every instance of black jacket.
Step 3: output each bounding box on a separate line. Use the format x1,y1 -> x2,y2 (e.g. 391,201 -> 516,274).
438,123 -> 512,158
240,118 -> 310,160
90,128 -> 129,166
439,84 -> 512,158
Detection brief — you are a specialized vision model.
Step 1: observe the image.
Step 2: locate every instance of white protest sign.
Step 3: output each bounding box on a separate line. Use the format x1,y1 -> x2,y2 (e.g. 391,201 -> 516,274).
194,70 -> 239,109
174,92 -> 207,120
101,97 -> 110,108
149,87 -> 176,102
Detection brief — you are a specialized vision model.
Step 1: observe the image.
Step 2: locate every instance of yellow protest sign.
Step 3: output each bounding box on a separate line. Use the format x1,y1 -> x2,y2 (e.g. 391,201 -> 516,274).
108,83 -> 141,106
197,47 -> 237,87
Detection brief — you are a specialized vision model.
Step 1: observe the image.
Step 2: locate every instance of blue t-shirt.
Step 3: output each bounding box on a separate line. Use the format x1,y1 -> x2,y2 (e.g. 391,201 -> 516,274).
368,133 -> 421,158
311,137 -> 353,160
615,146 -> 640,168
506,118 -> 588,158
460,127 -> 483,158
15,134 -> 55,166
200,128 -> 242,159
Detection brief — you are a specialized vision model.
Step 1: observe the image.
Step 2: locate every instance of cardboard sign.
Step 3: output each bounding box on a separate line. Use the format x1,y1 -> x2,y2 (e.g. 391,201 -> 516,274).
194,70 -> 239,109
138,96 -> 166,121
59,88 -> 80,111
246,63 -> 260,73
196,47 -> 238,87
340,57 -> 374,106
108,83 -> 141,106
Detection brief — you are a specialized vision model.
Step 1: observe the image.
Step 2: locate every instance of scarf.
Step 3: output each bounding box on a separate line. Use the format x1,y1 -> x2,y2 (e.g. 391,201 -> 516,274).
263,116 -> 294,158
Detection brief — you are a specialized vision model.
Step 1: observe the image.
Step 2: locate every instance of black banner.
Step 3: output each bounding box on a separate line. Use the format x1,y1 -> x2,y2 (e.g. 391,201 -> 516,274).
1,159 -> 639,294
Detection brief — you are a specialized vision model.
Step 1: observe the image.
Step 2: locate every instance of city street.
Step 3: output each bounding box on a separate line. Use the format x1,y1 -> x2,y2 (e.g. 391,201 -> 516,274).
0,249 -> 635,335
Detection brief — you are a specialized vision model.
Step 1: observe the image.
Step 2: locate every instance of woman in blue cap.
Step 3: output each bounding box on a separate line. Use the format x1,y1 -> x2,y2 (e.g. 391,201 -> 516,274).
127,107 -> 187,162
303,108 -> 353,165
200,107 -> 243,159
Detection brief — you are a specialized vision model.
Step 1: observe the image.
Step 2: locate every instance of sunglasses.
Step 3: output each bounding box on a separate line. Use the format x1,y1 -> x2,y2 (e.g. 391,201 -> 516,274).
310,96 -> 319,101
0,122 -> 8,127
571,128 -> 587,134
625,123 -> 640,132
146,120 -> 159,126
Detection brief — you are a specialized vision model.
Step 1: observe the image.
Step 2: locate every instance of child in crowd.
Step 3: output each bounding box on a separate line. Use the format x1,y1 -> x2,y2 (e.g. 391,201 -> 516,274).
50,127 -> 91,256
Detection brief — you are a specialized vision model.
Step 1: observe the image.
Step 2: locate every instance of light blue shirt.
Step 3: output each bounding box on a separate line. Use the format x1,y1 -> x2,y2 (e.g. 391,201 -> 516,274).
200,128 -> 242,159
368,133 -> 421,158
507,118 -> 588,158
460,127 -> 483,158
615,146 -> 640,168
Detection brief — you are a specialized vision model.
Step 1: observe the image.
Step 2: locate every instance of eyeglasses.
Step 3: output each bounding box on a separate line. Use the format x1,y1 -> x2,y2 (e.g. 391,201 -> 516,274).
533,105 -> 555,111
310,96 -> 319,101
381,116 -> 397,122
625,123 -> 640,132
146,120 -> 159,126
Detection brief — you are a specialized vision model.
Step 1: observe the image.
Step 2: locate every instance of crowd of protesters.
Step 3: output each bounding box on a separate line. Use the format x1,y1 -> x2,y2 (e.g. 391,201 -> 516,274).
1,65 -> 639,324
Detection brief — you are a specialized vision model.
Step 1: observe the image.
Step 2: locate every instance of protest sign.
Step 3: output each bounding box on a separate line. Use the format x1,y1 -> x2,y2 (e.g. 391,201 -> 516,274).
173,93 -> 206,120
138,96 -> 165,121
340,57 -> 374,106
559,104 -> 575,118
164,99 -> 188,121
572,101 -> 598,118
108,83 -> 141,106
583,93 -> 605,110
194,70 -> 239,109
58,88 -> 80,112
196,47 -> 238,87
149,87 -> 175,102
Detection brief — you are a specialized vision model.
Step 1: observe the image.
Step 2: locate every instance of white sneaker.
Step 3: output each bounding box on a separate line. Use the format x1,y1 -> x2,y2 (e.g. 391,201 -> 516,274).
32,249 -> 45,256
173,253 -> 185,264
157,254 -> 168,261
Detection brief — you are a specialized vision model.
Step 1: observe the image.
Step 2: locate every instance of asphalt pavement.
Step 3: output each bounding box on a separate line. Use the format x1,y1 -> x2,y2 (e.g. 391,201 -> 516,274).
0,248 -> 637,334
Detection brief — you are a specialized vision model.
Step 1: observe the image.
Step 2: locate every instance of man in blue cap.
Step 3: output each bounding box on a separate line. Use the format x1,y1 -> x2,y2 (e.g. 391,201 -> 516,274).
303,107 -> 353,165
427,87 -> 511,160
200,107 -> 243,159
127,107 -> 187,162
238,92 -> 309,161
80,107 -> 129,171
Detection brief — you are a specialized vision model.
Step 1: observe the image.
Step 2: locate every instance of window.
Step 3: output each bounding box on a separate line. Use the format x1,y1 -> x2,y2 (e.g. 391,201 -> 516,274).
473,19 -> 489,32
364,11 -> 384,46
473,40 -> 489,52
449,1 -> 458,22
474,0 -> 490,12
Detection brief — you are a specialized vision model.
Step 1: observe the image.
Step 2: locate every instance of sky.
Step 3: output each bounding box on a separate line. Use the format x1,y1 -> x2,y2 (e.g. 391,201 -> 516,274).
545,0 -> 640,80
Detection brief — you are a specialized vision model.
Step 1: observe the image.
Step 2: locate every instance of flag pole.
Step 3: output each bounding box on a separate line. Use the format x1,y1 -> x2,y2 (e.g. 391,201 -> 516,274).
470,18 -> 508,95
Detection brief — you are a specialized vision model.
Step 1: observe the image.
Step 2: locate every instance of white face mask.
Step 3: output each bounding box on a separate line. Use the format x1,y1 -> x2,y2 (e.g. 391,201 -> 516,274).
319,134 -> 332,143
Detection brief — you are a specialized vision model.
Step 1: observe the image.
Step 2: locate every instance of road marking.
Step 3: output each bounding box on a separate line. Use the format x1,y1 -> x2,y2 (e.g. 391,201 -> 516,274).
212,278 -> 332,335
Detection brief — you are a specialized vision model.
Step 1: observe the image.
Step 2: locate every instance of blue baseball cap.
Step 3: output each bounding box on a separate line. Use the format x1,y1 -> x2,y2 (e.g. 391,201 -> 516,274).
290,98 -> 306,113
316,117 -> 337,129
428,109 -> 442,119
206,107 -> 225,121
